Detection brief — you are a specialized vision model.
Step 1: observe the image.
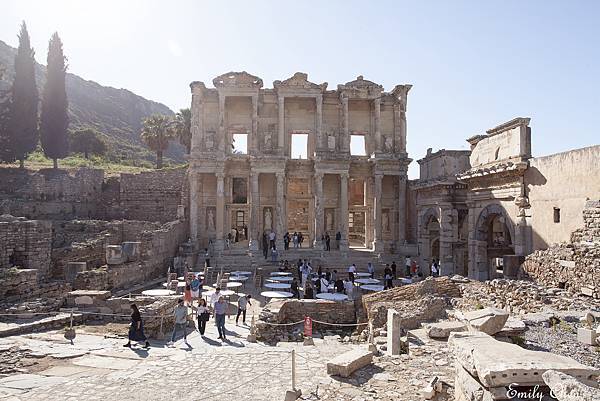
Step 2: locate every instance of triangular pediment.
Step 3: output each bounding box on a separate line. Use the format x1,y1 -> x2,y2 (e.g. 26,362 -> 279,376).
212,71 -> 263,88
339,75 -> 383,92
274,72 -> 327,91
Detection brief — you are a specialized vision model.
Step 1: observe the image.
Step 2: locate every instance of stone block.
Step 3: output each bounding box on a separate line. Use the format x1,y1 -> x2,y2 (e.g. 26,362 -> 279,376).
74,296 -> 94,306
65,262 -> 87,283
426,321 -> 467,339
326,349 -> 373,378
577,328 -> 598,345
106,245 -> 125,265
387,308 -> 402,355
449,332 -> 599,388
463,307 -> 509,335
557,260 -> 576,268
121,242 -> 141,262
581,287 -> 594,297
543,370 -> 600,401
495,317 -> 527,337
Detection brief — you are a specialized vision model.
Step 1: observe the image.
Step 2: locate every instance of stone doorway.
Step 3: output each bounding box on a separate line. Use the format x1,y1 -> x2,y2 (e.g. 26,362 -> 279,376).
229,209 -> 248,246
287,200 -> 310,245
349,211 -> 366,247
473,204 -> 515,280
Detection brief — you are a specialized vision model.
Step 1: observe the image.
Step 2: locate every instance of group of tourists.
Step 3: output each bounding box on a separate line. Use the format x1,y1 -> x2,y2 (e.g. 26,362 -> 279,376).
282,231 -> 305,250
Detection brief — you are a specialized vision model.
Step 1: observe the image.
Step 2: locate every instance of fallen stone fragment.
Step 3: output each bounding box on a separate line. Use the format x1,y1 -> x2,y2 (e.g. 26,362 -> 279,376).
326,349 -> 373,378
462,307 -> 509,335
425,321 -> 467,339
542,370 -> 600,401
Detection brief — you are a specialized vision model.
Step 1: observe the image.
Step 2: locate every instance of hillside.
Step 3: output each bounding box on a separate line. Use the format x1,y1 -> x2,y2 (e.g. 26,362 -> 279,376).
0,39 -> 185,165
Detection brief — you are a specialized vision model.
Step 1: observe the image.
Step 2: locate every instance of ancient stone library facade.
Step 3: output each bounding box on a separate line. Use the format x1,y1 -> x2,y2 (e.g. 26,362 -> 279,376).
188,72 -> 412,253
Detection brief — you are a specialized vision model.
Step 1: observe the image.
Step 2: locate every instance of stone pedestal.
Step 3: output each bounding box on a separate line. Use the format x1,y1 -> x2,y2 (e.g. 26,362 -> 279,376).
577,327 -> 598,345
65,262 -> 87,283
121,242 -> 141,262
387,308 -> 402,355
106,245 -> 125,265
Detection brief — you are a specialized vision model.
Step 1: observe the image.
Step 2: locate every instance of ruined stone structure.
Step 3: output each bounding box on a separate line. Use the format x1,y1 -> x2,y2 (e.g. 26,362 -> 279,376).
188,72 -> 412,253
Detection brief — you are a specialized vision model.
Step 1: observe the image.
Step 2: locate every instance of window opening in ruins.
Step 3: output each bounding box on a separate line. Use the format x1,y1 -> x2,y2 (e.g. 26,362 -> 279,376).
349,178 -> 365,206
236,211 -> 246,231
350,135 -> 367,156
232,133 -> 248,154
291,134 -> 308,159
232,178 -> 248,204
553,207 -> 560,223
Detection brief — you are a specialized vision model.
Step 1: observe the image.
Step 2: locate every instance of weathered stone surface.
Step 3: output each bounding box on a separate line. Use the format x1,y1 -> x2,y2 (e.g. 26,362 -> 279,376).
542,370 -> 600,401
326,349 -> 373,378
449,332 -> 600,388
426,321 -> 467,339
462,307 -> 508,335
577,328 -> 598,345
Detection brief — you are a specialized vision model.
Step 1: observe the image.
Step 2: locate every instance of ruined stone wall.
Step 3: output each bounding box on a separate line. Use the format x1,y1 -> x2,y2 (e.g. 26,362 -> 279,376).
119,168 -> 186,223
521,200 -> 600,298
526,145 -> 600,249
0,216 -> 52,278
0,268 -> 70,305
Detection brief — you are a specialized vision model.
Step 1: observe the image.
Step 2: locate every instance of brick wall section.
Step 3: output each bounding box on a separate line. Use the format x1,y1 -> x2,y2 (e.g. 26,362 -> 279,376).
0,216 -> 52,278
521,200 -> 600,298
119,168 -> 186,223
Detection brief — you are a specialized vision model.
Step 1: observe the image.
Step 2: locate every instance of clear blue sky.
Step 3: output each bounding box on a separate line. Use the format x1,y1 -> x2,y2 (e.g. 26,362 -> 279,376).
2,0 -> 598,177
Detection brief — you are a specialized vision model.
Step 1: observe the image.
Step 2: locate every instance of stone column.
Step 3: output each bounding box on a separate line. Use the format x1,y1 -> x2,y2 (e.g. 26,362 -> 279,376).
249,172 -> 260,251
373,97 -> 381,154
399,108 -> 407,153
341,95 -> 349,152
189,172 -> 199,243
218,94 -> 226,153
439,206 -> 454,276
251,94 -> 258,155
365,177 -> 374,248
190,92 -> 203,153
393,102 -> 401,153
373,173 -> 384,252
313,172 -> 324,248
316,94 -> 323,151
397,175 -> 407,247
339,172 -> 349,251
278,95 -> 285,155
276,172 -> 286,250
215,172 -> 225,251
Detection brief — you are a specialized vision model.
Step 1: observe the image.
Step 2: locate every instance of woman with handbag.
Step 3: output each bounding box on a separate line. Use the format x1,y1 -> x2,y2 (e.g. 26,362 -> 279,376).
124,303 -> 150,348
196,298 -> 210,336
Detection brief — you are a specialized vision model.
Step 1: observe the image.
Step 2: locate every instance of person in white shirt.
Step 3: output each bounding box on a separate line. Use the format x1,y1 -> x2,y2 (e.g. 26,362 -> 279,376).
210,288 -> 222,309
367,262 -> 375,278
431,262 -> 439,277
319,276 -> 329,294
343,279 -> 354,300
348,264 -> 356,282
405,256 -> 411,277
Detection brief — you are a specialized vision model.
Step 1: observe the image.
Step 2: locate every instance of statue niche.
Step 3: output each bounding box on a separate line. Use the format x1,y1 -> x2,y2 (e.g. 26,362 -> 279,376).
264,207 -> 273,231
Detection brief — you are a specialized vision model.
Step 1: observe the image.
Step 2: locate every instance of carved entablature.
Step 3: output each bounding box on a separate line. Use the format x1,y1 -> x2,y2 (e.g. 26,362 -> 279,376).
337,75 -> 383,99
212,71 -> 263,89
273,72 -> 327,94
391,84 -> 412,110
190,81 -> 207,95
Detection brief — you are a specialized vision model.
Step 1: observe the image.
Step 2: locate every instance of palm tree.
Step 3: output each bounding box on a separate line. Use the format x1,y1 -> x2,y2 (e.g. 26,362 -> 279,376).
140,114 -> 175,169
174,108 -> 191,153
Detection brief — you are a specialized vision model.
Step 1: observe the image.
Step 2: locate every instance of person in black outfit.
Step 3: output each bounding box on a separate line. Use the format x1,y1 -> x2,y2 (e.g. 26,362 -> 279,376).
243,224 -> 248,240
124,303 -> 150,348
384,265 -> 393,290
317,265 -> 323,278
284,232 -> 290,250
196,298 -> 210,335
334,278 -> 344,293
325,233 -> 331,251
335,231 -> 341,249
262,233 -> 268,259
304,283 -> 314,299
291,278 -> 300,299
391,261 -> 397,279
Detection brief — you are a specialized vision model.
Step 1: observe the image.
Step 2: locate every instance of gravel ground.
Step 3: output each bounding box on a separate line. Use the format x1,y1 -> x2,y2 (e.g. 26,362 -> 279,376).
523,321 -> 600,368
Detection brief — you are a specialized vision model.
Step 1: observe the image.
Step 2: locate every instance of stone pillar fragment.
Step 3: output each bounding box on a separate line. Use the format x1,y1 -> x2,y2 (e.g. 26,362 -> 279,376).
313,172 -> 324,248
373,173 -> 384,252
341,95 -> 349,153
339,173 -> 349,251
373,97 -> 381,153
218,94 -> 226,153
387,308 -> 402,355
276,172 -> 286,250
397,175 -> 406,246
278,95 -> 285,155
365,177 -> 374,248
316,94 -> 323,151
249,172 -> 260,251
189,171 -> 199,242
251,94 -> 258,154
215,172 -> 225,251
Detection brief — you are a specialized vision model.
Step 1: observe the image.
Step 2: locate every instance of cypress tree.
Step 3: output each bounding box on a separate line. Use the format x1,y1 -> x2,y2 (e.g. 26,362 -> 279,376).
40,32 -> 69,169
1,22 -> 39,166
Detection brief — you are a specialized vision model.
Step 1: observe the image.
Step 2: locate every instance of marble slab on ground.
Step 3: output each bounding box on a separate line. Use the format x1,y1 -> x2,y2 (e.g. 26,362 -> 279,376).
71,355 -> 140,370
0,374 -> 67,390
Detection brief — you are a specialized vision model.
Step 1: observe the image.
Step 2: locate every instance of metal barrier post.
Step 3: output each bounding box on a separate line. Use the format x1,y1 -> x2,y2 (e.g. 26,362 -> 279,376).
291,349 -> 296,391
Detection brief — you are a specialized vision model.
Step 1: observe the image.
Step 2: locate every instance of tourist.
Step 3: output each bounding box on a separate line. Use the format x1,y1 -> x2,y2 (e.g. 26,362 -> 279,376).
124,303 -> 150,349
384,264 -> 393,290
331,269 -> 337,283
431,260 -> 439,277
214,296 -> 228,340
343,278 -> 354,300
195,298 -> 210,336
296,258 -> 303,279
319,275 -> 329,293
325,233 -> 331,251
298,232 -> 304,248
293,232 -> 299,248
190,275 -> 201,303
391,261 -> 397,279
325,270 -> 331,282
334,277 -> 344,293
317,265 -> 323,278
271,246 -> 278,263
291,277 -> 300,299
304,283 -> 314,299
169,299 -> 189,345
405,256 -> 411,277
262,233 -> 269,259
234,227 -> 239,242
243,224 -> 248,240
335,231 -> 341,249
348,263 -> 356,282
210,287 -> 221,308
411,259 -> 418,277
183,283 -> 192,306
283,259 -> 290,270
236,294 -> 252,325
367,262 -> 375,278
226,232 -> 232,249
284,232 -> 290,250
301,263 -> 310,288
269,230 -> 276,249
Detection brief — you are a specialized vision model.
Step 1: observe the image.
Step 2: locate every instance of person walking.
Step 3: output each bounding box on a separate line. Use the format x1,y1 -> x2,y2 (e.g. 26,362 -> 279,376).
344,278 -> 354,300
183,283 -> 192,306
304,283 -> 314,299
391,261 -> 397,280
262,233 -> 269,259
204,248 -> 210,268
124,304 -> 150,349
431,259 -> 439,277
347,263 -> 356,282
319,275 -> 329,294
384,264 -> 393,290
190,275 -> 201,303
214,296 -> 228,341
293,232 -> 299,248
271,246 -> 278,263
284,232 -> 290,250
298,232 -> 304,248
236,294 -> 252,325
210,287 -> 222,309
169,299 -> 189,345
325,233 -> 331,251
291,277 -> 300,299
405,256 -> 411,277
367,262 -> 375,279
335,231 -> 341,249
195,298 -> 210,336
269,231 -> 276,249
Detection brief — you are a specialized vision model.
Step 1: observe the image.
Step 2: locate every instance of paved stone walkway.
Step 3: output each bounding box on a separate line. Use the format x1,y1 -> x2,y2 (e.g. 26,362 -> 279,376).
0,318 -> 355,401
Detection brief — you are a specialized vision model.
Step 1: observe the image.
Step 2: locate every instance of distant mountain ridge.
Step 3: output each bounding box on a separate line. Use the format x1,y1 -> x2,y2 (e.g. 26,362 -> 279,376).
0,39 -> 184,164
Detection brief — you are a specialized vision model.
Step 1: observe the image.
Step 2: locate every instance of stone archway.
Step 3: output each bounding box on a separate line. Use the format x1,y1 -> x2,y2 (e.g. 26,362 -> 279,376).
418,207 -> 441,275
472,204 -> 515,280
